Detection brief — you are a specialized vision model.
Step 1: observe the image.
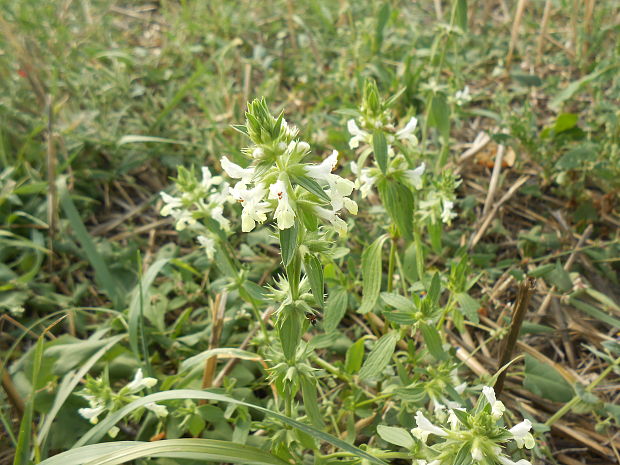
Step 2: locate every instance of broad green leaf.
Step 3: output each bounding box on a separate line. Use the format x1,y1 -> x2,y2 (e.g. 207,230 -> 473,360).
554,113 -> 578,133
455,293 -> 480,323
345,338 -> 366,374
304,254 -> 324,308
376,425 -> 414,448
359,235 -> 389,314
359,331 -> 399,380
324,287 -> 348,333
380,292 -> 414,311
546,262 -> 572,292
426,273 -> 441,305
279,309 -> 302,361
372,131 -> 388,174
428,93 -> 450,141
279,221 -> 298,267
523,355 -> 573,402
301,377 -> 325,429
455,0 -> 467,31
419,323 -> 447,361
377,179 -> 413,242
72,390 -> 388,465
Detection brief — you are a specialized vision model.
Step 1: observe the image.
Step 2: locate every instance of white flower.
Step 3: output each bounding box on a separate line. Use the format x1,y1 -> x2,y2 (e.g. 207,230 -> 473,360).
403,162 -> 425,190
160,192 -> 182,217
251,147 -> 264,159
510,420 -> 535,449
396,117 -> 418,145
197,235 -> 216,259
107,426 -> 120,438
200,167 -> 222,190
441,199 -> 456,224
347,119 -> 370,149
305,151 -> 357,214
313,206 -> 348,236
268,180 -> 296,230
482,386 -> 505,419
454,86 -> 471,106
448,408 -> 464,430
221,156 -> 254,185
411,411 -> 448,444
498,457 -> 531,465
78,406 -> 105,424
145,402 -> 169,418
230,183 -> 270,232
359,168 -> 377,198
126,369 -> 157,393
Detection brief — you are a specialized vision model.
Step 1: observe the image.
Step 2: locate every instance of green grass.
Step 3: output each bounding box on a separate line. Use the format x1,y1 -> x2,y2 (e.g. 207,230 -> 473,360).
1,0 -> 619,463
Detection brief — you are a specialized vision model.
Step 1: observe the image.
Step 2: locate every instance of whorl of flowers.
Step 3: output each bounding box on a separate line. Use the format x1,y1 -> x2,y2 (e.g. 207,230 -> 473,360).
219,98 -> 357,235
379,386 -> 536,465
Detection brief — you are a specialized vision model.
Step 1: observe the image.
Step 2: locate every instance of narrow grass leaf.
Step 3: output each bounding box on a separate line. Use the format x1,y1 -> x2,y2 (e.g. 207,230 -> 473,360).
59,179 -> 121,308
301,377 -> 325,429
72,390 -> 388,465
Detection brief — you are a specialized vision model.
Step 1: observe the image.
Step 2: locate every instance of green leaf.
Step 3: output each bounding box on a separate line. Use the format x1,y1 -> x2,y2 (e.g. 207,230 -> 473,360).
59,178 -> 121,308
428,93 -> 450,141
549,64 -> 618,111
345,338 -> 365,374
128,258 -> 169,361
555,143 -> 598,171
292,174 -> 331,203
304,254 -> 324,308
554,113 -> 578,133
324,287 -> 348,333
419,323 -> 447,361
279,221 -> 298,267
426,273 -> 441,305
569,297 -> 620,328
72,390 -> 388,465
546,261 -> 572,292
117,135 -> 189,146
380,292 -> 414,311
359,235 -> 389,314
279,308 -> 302,361
377,179 -> 413,242
374,3 -> 391,52
455,0 -> 467,31
359,331 -> 399,380
454,293 -> 480,323
376,425 -> 414,449
372,131 -> 388,174
523,355 -> 573,402
301,377 -> 325,429
43,439 -> 288,465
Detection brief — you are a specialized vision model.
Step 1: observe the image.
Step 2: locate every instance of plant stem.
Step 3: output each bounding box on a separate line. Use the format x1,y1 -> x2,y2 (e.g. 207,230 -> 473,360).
387,237 -> 396,292
495,277 -> 536,395
545,354 -> 620,427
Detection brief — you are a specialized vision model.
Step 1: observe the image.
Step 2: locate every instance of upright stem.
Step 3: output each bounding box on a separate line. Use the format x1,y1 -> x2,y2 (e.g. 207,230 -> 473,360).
387,237 -> 397,292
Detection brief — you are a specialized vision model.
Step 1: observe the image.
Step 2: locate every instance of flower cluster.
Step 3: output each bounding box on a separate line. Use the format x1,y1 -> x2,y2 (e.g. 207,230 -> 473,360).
78,369 -> 168,437
408,386 -> 535,465
160,165 -> 231,259
219,98 -> 357,235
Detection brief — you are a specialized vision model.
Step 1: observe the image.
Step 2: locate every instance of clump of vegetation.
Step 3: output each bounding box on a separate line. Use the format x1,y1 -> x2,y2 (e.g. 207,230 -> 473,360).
1,2 -> 619,465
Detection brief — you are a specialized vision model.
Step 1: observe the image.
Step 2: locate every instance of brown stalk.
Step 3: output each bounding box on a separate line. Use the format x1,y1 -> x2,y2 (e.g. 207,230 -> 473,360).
535,0 -> 553,69
1,361 -> 25,416
505,0 -> 528,70
201,291 -> 227,390
494,277 -> 536,396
